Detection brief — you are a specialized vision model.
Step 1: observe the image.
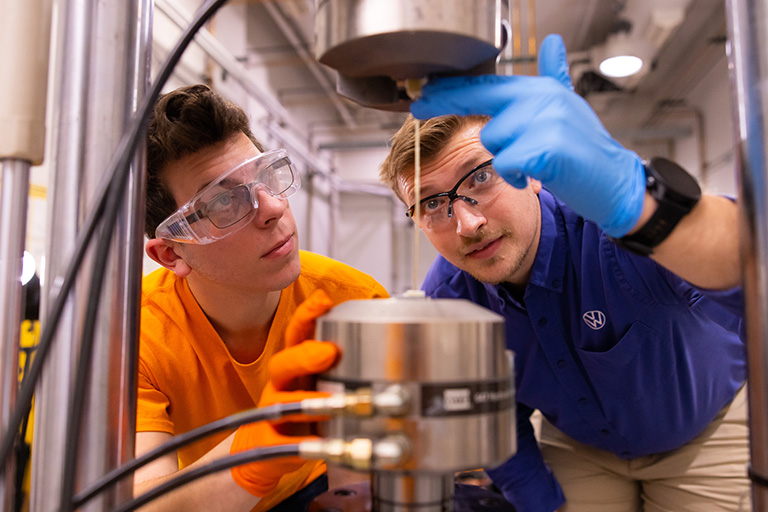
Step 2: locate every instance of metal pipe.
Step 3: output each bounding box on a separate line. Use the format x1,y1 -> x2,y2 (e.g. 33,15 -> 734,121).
261,1 -> 359,128
154,0 -> 334,177
31,0 -> 150,510
0,159 -> 31,512
0,0 -> 52,508
725,0 -> 768,509
31,1 -> 91,507
154,0 -> 290,126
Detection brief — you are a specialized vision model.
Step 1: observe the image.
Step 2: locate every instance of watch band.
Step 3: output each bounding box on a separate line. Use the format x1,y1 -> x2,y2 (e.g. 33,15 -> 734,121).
610,197 -> 691,256
610,158 -> 701,256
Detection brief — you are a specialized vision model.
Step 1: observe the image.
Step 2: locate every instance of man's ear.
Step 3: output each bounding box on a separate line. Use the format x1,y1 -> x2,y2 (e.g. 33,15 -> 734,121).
529,178 -> 543,195
145,238 -> 192,277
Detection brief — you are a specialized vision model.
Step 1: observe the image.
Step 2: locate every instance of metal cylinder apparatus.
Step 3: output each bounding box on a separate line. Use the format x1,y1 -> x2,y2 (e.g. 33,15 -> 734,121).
316,296 -> 515,511
314,0 -> 508,110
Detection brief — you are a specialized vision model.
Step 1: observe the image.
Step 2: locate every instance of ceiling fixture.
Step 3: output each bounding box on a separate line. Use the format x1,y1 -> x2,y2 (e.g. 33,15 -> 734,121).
598,33 -> 649,78
595,19 -> 652,79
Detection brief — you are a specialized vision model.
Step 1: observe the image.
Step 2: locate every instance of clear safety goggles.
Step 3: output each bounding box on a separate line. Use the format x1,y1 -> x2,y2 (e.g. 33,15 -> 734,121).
155,149 -> 300,244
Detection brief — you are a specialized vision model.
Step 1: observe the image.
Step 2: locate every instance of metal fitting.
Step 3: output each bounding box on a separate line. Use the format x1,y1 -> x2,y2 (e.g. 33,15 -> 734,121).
301,387 -> 373,416
301,384 -> 410,417
299,434 -> 411,471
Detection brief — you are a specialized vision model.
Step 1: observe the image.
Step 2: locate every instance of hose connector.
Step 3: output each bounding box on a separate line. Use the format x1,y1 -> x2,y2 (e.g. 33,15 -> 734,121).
301,384 -> 410,417
299,433 -> 411,471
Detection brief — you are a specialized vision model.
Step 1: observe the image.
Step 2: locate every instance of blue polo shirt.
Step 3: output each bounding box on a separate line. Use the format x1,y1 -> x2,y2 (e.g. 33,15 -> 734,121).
421,190 -> 746,512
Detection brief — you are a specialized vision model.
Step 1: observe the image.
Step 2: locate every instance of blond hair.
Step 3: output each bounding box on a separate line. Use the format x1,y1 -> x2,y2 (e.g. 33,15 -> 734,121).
379,114 -> 490,202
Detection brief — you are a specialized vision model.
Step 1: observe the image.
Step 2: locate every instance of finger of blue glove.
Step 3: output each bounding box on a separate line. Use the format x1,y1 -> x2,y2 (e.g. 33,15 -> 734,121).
492,129 -> 646,236
506,172 -> 529,189
410,75 -> 521,119
537,34 -> 573,90
484,93 -> 647,237
409,35 -> 574,120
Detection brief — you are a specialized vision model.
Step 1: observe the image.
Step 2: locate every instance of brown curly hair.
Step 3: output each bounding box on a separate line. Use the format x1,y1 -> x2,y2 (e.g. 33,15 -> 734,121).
145,84 -> 264,238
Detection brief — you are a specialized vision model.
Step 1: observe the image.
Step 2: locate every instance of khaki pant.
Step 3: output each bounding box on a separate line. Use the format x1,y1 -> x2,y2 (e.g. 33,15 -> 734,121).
538,385 -> 751,511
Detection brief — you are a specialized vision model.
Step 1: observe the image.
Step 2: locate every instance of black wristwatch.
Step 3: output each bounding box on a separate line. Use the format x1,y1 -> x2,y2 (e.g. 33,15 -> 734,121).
610,157 -> 701,256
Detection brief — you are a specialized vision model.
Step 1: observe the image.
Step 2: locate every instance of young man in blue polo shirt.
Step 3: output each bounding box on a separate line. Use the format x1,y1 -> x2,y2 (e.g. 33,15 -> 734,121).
379,34 -> 747,512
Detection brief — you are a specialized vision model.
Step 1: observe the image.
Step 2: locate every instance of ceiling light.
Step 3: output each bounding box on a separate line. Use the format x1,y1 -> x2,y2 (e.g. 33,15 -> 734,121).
599,55 -> 644,78
595,30 -> 653,79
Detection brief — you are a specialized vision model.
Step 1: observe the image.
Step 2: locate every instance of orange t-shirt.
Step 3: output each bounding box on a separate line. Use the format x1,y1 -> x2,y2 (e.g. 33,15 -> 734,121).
137,250 -> 388,510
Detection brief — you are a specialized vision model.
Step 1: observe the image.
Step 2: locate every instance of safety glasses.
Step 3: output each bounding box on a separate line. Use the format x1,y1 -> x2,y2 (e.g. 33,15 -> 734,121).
155,149 -> 300,244
405,159 -> 505,230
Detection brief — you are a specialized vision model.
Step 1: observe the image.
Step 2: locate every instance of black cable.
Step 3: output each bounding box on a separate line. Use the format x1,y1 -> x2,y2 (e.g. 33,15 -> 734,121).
109,444 -> 301,512
72,402 -> 303,508
0,0 -> 229,478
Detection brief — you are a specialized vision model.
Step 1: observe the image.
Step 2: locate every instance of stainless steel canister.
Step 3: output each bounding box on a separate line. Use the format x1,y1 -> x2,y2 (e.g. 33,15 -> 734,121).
313,0 -> 508,110
316,296 -> 515,472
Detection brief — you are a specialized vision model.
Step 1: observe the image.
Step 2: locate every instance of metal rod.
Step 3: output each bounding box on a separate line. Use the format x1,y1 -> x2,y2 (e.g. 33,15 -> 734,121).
372,473 -> 455,512
30,0 -> 151,510
0,159 -> 31,512
725,0 -> 768,509
30,2 -> 91,507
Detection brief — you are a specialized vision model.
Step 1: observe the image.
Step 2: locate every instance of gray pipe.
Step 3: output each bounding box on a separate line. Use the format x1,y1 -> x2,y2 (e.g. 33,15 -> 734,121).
725,0 -> 768,509
0,159 -> 31,512
31,0 -> 151,510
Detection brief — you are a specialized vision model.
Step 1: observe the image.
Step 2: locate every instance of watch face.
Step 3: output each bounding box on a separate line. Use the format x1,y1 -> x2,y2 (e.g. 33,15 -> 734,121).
649,157 -> 702,206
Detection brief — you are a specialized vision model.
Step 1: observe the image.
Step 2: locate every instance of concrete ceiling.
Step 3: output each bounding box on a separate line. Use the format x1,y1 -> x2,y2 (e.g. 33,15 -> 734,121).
226,0 -> 728,154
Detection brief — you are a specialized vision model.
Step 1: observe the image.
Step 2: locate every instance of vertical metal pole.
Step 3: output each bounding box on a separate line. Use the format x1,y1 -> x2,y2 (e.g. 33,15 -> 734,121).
31,0 -> 151,510
725,0 -> 768,509
0,160 -> 31,512
0,0 -> 52,510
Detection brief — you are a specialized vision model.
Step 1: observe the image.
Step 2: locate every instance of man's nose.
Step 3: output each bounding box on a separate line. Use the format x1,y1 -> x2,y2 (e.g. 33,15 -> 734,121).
452,199 -> 485,236
252,187 -> 287,226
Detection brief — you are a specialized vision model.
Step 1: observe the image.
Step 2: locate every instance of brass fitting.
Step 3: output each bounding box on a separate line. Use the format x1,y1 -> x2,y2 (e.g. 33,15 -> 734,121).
299,433 -> 411,471
301,384 -> 410,417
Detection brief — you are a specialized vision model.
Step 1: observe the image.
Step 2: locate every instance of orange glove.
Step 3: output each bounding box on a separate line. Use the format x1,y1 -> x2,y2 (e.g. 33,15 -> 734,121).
231,290 -> 340,497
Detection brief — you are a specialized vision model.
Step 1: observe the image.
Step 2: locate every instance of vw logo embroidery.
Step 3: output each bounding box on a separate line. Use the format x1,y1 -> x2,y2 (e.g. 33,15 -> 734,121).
583,310 -> 606,330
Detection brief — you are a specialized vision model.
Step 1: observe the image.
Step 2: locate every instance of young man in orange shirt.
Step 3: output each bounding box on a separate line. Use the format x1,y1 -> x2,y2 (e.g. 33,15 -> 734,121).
136,84 -> 387,511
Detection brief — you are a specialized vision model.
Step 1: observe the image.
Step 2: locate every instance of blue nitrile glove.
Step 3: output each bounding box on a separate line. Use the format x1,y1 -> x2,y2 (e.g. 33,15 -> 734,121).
410,34 -> 646,238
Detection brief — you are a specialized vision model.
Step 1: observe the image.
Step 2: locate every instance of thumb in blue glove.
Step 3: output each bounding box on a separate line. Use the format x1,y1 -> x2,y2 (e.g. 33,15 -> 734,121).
410,34 -> 646,238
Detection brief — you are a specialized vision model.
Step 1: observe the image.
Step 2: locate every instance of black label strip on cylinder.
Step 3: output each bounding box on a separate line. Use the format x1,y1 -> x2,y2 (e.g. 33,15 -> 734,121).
421,380 -> 513,418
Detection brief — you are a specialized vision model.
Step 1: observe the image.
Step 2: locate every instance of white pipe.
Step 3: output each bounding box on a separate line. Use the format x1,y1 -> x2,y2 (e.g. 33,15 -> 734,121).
0,0 -> 53,163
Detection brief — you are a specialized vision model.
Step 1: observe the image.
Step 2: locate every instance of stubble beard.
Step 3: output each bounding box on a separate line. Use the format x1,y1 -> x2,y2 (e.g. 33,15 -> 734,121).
460,227 -> 534,285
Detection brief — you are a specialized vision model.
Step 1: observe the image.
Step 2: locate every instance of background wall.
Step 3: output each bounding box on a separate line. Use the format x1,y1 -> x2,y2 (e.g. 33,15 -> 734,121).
18,0 -> 738,296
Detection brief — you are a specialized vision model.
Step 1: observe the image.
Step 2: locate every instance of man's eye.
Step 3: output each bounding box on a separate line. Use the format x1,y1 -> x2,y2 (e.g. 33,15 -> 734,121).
475,170 -> 491,183
213,192 -> 234,207
207,190 -> 239,213
424,198 -> 443,212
